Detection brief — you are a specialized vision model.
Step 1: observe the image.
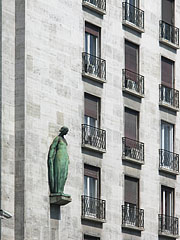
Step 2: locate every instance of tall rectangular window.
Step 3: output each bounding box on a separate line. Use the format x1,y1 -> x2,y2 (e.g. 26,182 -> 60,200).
162,0 -> 174,25
161,57 -> 174,88
125,176 -> 139,208
84,165 -> 100,199
84,93 -> 100,128
125,108 -> 139,141
161,186 -> 174,216
85,22 -> 100,57
125,40 -> 139,74
161,121 -> 174,152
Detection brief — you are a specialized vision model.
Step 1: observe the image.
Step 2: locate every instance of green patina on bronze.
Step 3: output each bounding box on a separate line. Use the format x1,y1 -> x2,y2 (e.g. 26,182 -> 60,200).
48,126 -> 70,196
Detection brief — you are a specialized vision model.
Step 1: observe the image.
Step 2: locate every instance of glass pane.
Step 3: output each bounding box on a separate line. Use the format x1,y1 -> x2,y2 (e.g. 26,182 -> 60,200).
89,177 -> 97,198
90,35 -> 97,56
84,176 -> 88,196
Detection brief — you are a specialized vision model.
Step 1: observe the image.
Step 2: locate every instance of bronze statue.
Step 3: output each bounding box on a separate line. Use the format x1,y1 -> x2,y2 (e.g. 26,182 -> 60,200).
48,126 -> 69,195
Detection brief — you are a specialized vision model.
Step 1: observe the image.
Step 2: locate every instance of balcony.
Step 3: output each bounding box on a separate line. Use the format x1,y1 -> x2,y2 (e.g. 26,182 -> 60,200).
122,2 -> 144,33
122,137 -> 144,165
82,0 -> 106,15
82,124 -> 106,153
81,195 -> 106,223
159,84 -> 179,111
82,52 -> 106,83
159,149 -> 179,175
159,214 -> 179,238
122,69 -> 144,98
159,21 -> 179,49
122,205 -> 144,231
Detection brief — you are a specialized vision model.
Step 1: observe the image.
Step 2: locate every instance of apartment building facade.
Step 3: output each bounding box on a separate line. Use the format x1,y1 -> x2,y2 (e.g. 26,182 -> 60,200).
1,0 -> 180,239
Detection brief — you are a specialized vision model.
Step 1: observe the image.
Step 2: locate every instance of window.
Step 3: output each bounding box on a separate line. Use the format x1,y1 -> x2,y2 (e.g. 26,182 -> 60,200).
126,0 -> 139,7
125,176 -> 139,208
161,57 -> 174,88
84,93 -> 100,128
84,165 -> 100,199
161,186 -> 174,217
162,0 -> 174,25
85,22 -> 100,57
125,40 -> 139,74
161,121 -> 174,152
125,108 -> 139,141
84,235 -> 100,240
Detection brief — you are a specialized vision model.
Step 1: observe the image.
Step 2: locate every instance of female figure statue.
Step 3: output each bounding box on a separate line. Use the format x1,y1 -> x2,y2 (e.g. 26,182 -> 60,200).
48,126 -> 69,195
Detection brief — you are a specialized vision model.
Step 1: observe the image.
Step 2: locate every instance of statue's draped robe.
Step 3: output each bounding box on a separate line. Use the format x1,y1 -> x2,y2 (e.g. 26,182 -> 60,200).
48,136 -> 69,194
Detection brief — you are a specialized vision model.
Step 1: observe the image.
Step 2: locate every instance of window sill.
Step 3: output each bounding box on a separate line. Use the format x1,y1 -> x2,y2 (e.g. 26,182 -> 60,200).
81,215 -> 106,223
122,224 -> 144,232
122,156 -> 144,165
159,167 -> 179,176
122,87 -> 144,98
159,38 -> 179,50
82,1 -> 106,15
82,72 -> 106,84
159,231 -> 179,239
122,20 -> 144,33
159,102 -> 179,112
50,194 -> 72,206
82,144 -> 106,153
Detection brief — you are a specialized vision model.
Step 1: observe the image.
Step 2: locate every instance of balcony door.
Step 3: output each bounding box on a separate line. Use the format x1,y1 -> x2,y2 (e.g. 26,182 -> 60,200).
161,186 -> 174,217
84,165 -> 100,217
161,57 -> 174,88
161,121 -> 174,153
125,108 -> 139,141
84,93 -> 100,128
85,22 -> 100,57
162,0 -> 174,25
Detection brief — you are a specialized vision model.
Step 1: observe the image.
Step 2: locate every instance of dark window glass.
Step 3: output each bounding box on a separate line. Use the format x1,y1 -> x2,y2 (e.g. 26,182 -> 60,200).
162,0 -> 174,25
161,186 -> 174,216
161,57 -> 174,88
125,40 -> 139,74
125,176 -> 139,207
125,108 -> 139,140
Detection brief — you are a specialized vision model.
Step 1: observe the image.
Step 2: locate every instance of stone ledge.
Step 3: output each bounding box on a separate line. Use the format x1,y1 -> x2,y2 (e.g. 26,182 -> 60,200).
82,72 -> 106,84
82,2 -> 106,15
81,215 -> 106,223
122,156 -> 144,165
82,144 -> 106,153
122,20 -> 144,33
122,87 -> 144,98
159,231 -> 179,239
122,224 -> 144,232
159,167 -> 179,176
50,194 -> 72,206
159,102 -> 179,112
159,38 -> 179,50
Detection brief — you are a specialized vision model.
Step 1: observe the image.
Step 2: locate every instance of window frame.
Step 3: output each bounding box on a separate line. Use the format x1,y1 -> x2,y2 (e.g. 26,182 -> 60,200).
161,121 -> 174,152
124,107 -> 139,141
161,185 -> 174,217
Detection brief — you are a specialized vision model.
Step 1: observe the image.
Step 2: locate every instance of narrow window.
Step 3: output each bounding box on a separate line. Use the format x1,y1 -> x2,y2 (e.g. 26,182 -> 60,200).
85,22 -> 100,57
84,93 -> 100,128
84,164 -> 100,199
125,176 -> 139,208
125,40 -> 139,74
161,57 -> 174,88
84,235 -> 100,240
161,186 -> 174,216
162,0 -> 174,25
125,108 -> 139,141
161,121 -> 174,152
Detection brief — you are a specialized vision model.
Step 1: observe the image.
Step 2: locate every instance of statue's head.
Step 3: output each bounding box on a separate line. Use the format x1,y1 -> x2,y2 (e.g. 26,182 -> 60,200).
59,126 -> 69,136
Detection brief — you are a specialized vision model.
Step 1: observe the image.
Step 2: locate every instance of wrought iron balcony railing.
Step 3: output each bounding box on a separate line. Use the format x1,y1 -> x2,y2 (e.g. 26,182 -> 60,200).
122,2 -> 144,30
159,84 -> 179,110
159,20 -> 179,47
82,0 -> 106,12
122,69 -> 144,96
159,214 -> 179,236
81,195 -> 106,221
82,52 -> 106,82
159,149 -> 179,173
122,137 -> 144,163
122,204 -> 144,228
82,124 -> 106,152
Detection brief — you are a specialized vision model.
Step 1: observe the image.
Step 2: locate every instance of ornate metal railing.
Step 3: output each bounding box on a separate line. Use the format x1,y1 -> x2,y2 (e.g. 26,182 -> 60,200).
159,214 -> 179,236
82,124 -> 106,151
81,195 -> 106,220
122,137 -> 144,163
122,2 -> 144,30
82,52 -> 106,81
83,0 -> 106,12
159,20 -> 179,46
122,69 -> 144,95
122,205 -> 144,228
159,84 -> 179,109
159,149 -> 179,173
